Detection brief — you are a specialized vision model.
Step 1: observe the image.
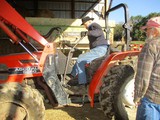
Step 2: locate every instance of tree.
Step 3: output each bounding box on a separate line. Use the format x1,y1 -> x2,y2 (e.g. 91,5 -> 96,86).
114,23 -> 124,41
114,12 -> 160,42
131,12 -> 160,41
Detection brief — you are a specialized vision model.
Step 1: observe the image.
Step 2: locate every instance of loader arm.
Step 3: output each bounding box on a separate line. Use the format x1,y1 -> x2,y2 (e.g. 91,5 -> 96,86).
0,0 -> 48,46
0,0 -> 55,71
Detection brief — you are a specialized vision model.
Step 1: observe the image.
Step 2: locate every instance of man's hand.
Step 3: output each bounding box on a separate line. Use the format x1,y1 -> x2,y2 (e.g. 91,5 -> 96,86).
81,31 -> 88,37
133,98 -> 141,106
134,101 -> 141,106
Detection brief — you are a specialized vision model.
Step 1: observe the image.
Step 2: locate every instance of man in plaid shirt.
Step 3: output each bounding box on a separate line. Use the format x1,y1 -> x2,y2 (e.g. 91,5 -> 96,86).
134,16 -> 160,120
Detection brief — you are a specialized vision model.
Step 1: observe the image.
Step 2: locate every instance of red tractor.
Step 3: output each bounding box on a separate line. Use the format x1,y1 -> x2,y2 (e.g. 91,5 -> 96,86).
0,0 -> 141,119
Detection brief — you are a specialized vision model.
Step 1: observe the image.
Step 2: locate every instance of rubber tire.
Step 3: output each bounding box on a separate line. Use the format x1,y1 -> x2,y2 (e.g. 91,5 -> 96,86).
113,65 -> 134,120
0,83 -> 45,120
99,65 -> 134,120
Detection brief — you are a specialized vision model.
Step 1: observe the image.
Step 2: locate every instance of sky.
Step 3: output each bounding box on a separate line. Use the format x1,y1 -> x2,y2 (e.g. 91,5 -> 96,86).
108,0 -> 160,23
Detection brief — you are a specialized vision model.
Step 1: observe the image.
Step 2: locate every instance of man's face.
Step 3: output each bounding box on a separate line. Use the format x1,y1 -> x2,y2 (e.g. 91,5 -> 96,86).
83,20 -> 91,29
145,27 -> 154,39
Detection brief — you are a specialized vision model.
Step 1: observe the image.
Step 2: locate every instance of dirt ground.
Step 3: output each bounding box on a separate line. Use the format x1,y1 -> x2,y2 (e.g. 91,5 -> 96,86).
45,102 -> 137,120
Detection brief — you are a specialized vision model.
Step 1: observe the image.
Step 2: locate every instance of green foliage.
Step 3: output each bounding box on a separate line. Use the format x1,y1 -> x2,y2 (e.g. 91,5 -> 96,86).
131,12 -> 160,41
114,12 -> 160,41
131,41 -> 144,44
114,23 -> 124,41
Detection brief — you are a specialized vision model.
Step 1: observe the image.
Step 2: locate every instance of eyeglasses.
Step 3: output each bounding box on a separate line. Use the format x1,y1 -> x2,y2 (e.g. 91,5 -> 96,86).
143,27 -> 153,33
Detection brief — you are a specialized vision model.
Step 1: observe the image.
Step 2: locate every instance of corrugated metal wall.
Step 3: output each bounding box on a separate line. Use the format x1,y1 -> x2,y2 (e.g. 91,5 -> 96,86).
11,0 -> 104,19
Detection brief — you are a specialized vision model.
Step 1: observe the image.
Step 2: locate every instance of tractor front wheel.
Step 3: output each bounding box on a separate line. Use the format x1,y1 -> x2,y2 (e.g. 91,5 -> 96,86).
0,83 -> 45,120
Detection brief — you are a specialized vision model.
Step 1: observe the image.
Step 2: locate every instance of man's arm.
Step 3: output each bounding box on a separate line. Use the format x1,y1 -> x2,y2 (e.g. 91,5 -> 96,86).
134,43 -> 155,103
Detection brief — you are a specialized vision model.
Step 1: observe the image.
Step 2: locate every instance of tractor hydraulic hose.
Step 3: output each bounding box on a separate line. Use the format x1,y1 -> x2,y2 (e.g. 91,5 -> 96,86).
43,27 -> 62,39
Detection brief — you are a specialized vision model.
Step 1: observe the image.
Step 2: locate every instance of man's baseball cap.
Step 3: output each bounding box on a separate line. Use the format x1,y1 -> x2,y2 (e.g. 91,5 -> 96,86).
141,16 -> 160,29
81,16 -> 94,25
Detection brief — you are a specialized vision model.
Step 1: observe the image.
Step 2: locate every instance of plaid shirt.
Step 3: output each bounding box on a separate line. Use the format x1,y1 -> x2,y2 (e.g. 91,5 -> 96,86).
134,37 -> 160,104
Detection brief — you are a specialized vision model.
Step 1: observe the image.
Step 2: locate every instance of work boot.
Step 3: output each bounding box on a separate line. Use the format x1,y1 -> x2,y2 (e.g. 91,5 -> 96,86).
67,79 -> 79,86
66,74 -> 79,86
64,84 -> 87,95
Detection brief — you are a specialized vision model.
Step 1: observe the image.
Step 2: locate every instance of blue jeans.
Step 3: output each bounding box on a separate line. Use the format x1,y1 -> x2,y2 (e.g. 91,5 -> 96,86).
71,45 -> 108,84
136,97 -> 160,120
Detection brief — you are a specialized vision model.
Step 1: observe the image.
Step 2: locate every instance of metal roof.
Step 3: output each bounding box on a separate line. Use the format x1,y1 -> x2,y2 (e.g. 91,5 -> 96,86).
8,0 -> 104,18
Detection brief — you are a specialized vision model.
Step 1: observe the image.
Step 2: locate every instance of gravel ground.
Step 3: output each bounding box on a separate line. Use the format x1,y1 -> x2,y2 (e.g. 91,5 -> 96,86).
45,103 -> 137,120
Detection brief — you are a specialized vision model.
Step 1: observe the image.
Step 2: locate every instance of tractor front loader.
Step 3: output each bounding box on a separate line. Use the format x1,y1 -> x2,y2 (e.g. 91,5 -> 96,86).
0,1 -> 63,119
0,0 -> 141,120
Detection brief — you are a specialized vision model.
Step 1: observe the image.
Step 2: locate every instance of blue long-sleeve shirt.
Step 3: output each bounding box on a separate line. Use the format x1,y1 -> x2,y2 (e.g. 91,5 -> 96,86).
87,22 -> 108,49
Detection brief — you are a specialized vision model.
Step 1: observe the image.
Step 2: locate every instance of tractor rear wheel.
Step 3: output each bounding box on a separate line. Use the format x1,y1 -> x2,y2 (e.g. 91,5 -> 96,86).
0,83 -> 45,120
99,65 -> 135,120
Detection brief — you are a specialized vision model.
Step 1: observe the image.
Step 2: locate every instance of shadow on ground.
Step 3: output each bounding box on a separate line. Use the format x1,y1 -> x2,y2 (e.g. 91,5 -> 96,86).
45,102 -> 107,120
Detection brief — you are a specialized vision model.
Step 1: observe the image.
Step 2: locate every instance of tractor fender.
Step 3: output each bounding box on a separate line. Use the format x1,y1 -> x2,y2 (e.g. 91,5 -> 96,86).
88,50 -> 140,107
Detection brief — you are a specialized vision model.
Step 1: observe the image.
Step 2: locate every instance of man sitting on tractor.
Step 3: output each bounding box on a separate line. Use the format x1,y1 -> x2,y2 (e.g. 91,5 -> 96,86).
67,16 -> 108,89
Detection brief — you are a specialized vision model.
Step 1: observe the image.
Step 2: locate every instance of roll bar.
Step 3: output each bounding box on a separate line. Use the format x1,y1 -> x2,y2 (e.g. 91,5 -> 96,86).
105,2 -> 131,50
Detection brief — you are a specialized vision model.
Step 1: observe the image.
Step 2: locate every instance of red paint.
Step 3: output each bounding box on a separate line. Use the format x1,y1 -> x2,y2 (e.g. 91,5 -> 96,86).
88,51 -> 140,107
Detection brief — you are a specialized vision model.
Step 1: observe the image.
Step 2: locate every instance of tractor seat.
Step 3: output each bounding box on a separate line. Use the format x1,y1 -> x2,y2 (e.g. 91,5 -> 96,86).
85,45 -> 120,83
85,45 -> 110,83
